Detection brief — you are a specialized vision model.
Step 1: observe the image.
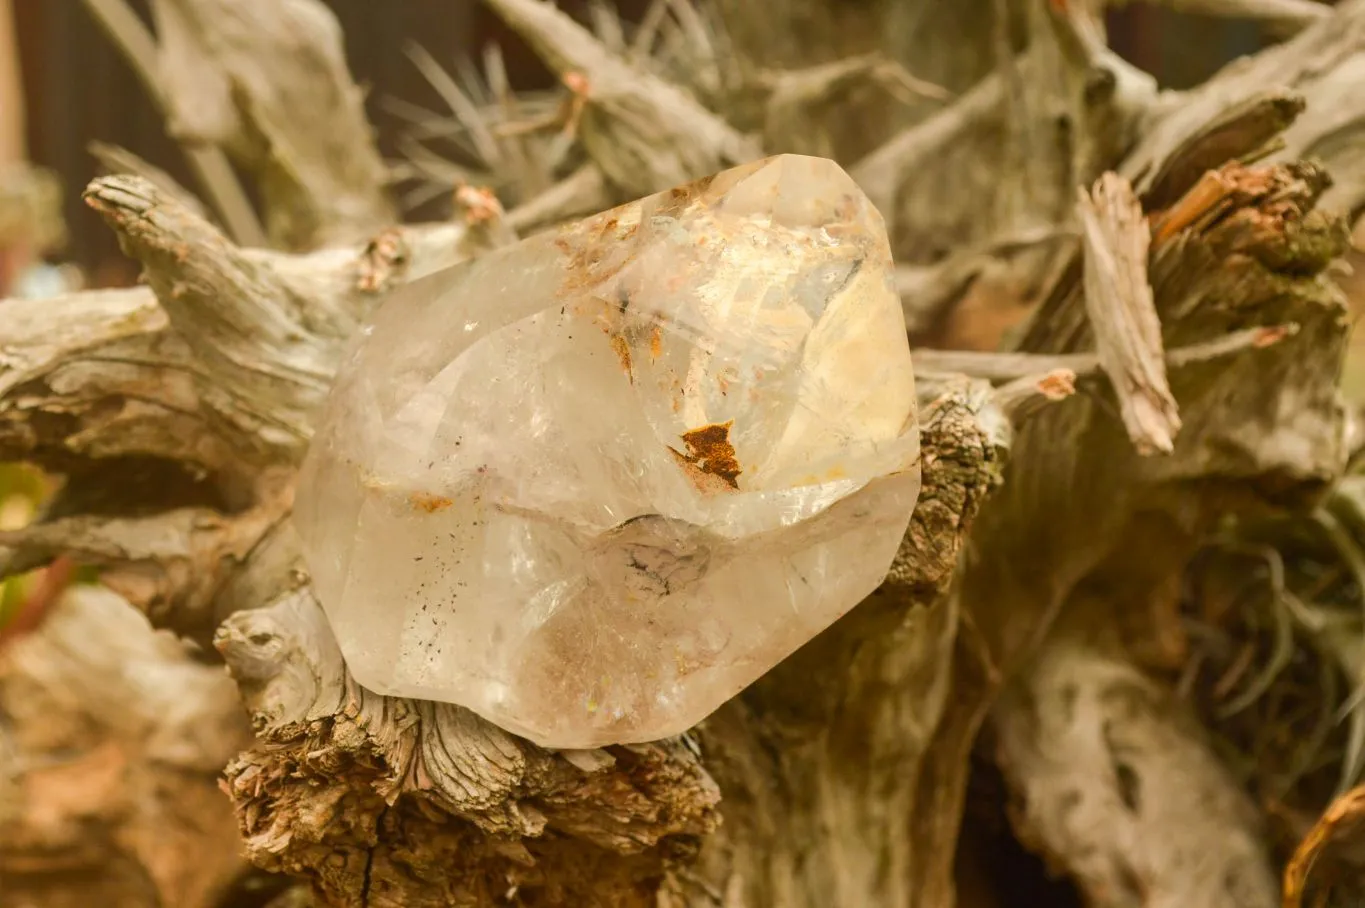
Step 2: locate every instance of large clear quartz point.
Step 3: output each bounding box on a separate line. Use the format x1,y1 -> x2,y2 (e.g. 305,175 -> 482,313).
295,155 -> 921,748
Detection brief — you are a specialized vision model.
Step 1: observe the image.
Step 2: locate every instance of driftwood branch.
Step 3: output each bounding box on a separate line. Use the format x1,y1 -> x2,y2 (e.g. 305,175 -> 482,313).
874,0 -> 1365,346
0,480 -> 292,644
504,163 -> 611,236
993,623 -> 1279,908
146,0 -> 395,250
6,0 -> 1365,904
80,0 -> 266,247
756,53 -> 948,159
912,323 -> 1298,383
64,176 -> 491,465
86,0 -> 395,252
711,0 -> 1001,168
851,8 -> 1160,344
481,0 -> 761,197
0,178 -> 503,639
1144,0 -> 1331,36
84,177 -> 350,455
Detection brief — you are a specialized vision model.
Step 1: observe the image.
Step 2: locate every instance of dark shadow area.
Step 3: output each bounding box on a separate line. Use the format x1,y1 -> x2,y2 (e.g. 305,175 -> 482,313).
957,749 -> 1085,908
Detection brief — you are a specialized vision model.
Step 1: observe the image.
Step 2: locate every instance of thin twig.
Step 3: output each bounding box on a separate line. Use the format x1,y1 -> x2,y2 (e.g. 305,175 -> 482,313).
992,369 -> 1078,423
78,0 -> 266,248
587,0 -> 627,52
913,323 -> 1299,382
405,43 -> 502,169
974,324 -> 1298,425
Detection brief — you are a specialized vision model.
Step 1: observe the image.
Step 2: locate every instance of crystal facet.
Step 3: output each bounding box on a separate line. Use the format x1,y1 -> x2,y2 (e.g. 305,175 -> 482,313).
295,155 -> 921,748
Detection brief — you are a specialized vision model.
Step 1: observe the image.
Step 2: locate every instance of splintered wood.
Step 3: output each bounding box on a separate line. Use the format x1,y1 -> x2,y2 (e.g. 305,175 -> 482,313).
1077,171 -> 1182,455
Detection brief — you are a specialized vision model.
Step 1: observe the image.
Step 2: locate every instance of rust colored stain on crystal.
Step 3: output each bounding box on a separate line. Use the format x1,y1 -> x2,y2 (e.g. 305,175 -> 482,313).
555,213 -> 642,296
669,421 -> 741,491
409,492 -> 454,513
655,174 -> 716,218
611,334 -> 633,380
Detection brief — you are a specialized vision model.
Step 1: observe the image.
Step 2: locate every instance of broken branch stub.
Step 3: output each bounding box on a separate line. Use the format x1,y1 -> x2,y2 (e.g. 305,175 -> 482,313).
1077,171 -> 1181,455
78,175 -> 493,464
1127,0 -> 1365,220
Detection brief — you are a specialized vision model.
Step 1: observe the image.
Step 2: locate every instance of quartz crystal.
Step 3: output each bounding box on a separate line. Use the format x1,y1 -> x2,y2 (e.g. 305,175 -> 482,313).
295,155 -> 921,748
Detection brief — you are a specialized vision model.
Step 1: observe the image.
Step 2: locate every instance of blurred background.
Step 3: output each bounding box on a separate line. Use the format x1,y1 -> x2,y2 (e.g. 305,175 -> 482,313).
5,0 -> 1279,284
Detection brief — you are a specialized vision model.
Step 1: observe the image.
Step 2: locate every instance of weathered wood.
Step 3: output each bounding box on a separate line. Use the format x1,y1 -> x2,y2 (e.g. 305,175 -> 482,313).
66,176 -> 492,466
482,0 -> 761,199
147,0 -> 394,251
1126,0 -> 1365,220
686,385 -> 1006,908
1076,172 -> 1179,454
0,178 -> 502,641
216,587 -> 724,907
1143,0 -> 1329,35
993,617 -> 1280,908
0,166 -> 990,908
712,0 -> 998,163
80,0 -> 266,248
912,323 -> 1299,383
969,158 -> 1348,908
3,1 -> 1365,905
0,585 -> 253,908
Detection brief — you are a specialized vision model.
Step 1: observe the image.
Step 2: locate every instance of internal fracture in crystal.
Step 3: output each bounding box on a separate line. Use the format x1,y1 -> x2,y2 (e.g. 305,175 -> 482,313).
295,154 -> 921,748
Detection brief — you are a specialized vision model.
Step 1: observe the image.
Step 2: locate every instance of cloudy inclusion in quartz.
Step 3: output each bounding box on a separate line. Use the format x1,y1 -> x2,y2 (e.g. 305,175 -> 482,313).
294,155 -> 921,748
